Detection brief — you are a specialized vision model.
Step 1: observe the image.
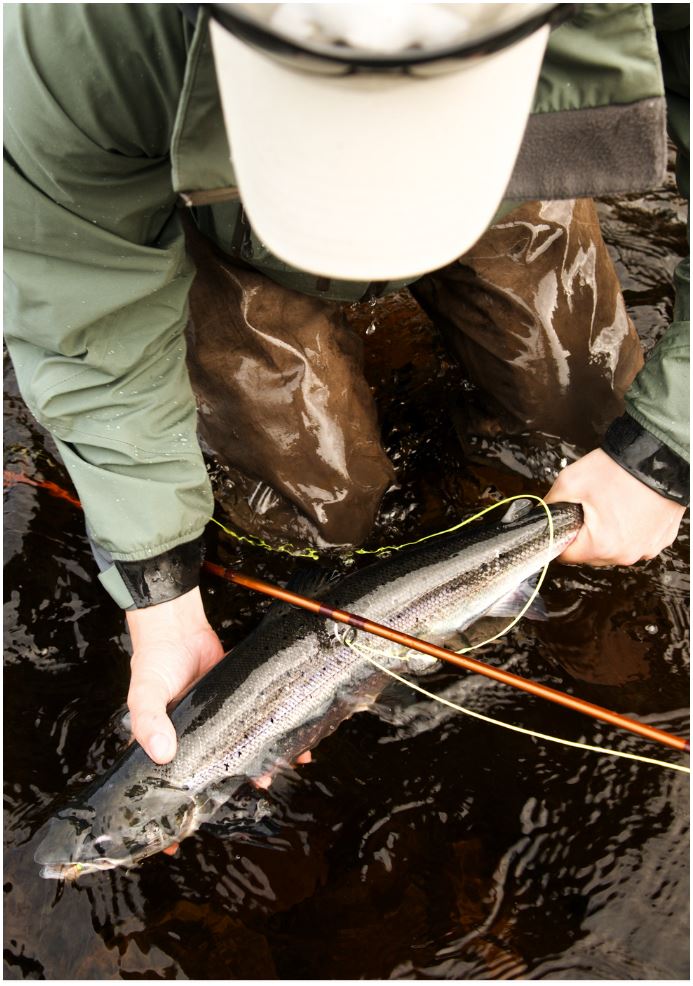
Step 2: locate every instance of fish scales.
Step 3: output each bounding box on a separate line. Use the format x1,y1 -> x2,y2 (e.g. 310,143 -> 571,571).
34,501 -> 582,878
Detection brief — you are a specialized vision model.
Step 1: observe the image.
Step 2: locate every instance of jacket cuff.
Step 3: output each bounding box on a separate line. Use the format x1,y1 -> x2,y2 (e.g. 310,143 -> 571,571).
90,536 -> 205,609
601,413 -> 690,506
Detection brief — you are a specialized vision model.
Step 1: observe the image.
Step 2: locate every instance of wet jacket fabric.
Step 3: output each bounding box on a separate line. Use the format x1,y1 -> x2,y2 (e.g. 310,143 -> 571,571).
3,3 -> 689,608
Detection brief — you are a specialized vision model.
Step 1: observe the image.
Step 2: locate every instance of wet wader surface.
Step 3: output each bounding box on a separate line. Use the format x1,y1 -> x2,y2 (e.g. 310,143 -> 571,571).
185,222 -> 395,548
411,199 -> 645,449
186,200 -> 644,546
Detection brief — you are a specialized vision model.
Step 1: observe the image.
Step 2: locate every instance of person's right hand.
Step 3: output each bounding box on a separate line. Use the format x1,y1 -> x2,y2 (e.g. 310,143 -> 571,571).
545,448 -> 686,566
126,587 -> 225,764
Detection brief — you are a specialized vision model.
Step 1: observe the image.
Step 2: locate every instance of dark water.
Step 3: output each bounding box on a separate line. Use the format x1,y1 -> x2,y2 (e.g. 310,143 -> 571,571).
4,173 -> 689,979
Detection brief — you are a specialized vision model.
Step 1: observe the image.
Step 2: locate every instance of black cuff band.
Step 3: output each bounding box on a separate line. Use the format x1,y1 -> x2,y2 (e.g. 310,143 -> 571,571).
601,414 -> 690,506
114,536 -> 205,608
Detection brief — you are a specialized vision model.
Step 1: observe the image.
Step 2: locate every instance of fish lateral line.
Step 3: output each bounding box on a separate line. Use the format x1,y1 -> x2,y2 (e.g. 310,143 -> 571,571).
203,562 -> 690,756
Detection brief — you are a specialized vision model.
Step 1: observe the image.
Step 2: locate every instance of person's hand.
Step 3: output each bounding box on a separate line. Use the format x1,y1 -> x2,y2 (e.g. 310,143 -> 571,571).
545,448 -> 686,566
126,587 -> 225,764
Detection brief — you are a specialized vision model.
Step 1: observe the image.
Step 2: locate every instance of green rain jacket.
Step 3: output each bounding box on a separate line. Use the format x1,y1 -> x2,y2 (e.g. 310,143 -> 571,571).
4,4 -> 690,608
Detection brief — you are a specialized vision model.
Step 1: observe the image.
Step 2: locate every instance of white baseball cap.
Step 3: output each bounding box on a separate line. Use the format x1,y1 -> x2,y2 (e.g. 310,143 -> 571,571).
208,4 -> 569,280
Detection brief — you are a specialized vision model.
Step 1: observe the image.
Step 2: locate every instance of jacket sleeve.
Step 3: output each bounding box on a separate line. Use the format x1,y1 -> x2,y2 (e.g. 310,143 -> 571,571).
3,5 -> 214,607
602,5 -> 690,504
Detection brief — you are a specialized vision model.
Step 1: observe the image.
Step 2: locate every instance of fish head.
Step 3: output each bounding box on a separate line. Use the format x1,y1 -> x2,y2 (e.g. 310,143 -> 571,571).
34,779 -> 199,879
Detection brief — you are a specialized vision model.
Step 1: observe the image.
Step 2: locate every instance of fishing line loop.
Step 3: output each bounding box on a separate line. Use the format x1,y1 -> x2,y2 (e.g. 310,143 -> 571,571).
445,495 -> 554,654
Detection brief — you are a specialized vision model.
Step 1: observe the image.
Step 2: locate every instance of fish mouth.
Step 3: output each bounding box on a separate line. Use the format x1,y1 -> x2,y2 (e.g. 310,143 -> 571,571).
35,837 -> 166,881
38,858 -> 122,881
34,825 -> 144,880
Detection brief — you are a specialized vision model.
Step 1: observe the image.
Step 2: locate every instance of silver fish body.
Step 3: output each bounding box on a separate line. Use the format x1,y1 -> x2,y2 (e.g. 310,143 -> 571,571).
35,501 -> 582,878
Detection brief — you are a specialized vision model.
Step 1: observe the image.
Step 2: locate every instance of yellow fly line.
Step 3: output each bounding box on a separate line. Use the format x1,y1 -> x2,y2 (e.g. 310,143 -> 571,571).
212,492 -> 549,565
210,516 -> 322,559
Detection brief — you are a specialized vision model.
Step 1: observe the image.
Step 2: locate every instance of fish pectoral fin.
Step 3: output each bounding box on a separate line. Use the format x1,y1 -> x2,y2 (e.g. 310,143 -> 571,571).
339,690 -> 383,714
477,578 -> 548,623
250,750 -> 312,790
444,580 -> 549,651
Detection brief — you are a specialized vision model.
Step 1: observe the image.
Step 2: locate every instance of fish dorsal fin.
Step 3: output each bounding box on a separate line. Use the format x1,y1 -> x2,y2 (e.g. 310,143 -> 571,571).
258,566 -> 342,625
257,598 -> 294,625
500,498 -> 535,524
285,566 -> 342,597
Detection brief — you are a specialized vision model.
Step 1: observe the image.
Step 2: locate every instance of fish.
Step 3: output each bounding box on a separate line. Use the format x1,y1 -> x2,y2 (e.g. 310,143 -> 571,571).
34,499 -> 582,879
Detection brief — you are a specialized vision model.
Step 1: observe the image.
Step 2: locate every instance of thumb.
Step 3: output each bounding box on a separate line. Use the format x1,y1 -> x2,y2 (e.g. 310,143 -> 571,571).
127,673 -> 178,765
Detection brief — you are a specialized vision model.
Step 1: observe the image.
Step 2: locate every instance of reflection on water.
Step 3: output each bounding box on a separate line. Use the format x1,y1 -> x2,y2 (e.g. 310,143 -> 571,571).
3,176 -> 689,978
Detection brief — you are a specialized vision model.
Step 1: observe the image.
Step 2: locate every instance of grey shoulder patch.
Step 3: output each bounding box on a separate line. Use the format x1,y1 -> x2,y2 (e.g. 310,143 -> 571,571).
507,97 -> 667,200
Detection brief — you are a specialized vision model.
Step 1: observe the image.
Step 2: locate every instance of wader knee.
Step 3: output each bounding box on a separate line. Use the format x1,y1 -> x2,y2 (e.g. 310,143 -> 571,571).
411,199 -> 644,451
184,223 -> 394,549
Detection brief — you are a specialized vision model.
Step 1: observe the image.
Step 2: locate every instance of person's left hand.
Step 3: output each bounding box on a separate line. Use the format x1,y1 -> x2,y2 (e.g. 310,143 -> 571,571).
126,587 -> 225,764
545,448 -> 686,566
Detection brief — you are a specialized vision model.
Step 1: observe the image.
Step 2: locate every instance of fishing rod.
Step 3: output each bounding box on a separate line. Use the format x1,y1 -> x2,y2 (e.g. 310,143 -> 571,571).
204,562 -> 690,756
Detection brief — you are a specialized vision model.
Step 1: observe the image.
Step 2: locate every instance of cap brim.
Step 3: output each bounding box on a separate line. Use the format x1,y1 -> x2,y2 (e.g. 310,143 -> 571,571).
210,22 -> 549,280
